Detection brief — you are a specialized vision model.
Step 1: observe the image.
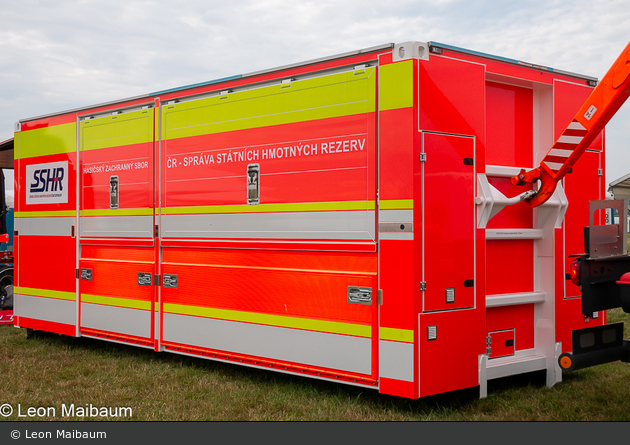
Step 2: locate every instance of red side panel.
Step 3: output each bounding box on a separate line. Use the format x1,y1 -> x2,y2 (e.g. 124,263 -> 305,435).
486,305 -> 534,351
422,133 -> 475,311
419,309 -> 485,397
419,56 -> 486,140
17,236 -> 76,294
486,82 -> 534,168
416,55 -> 486,397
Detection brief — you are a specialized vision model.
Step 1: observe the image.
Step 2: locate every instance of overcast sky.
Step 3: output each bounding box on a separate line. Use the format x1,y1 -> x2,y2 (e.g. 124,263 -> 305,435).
1,0 -> 629,191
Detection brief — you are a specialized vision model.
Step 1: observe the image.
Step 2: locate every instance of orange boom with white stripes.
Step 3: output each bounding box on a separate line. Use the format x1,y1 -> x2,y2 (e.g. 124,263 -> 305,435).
10,40 -> 630,399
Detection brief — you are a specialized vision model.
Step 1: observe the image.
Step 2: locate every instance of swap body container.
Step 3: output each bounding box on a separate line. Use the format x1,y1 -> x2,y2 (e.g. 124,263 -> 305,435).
13,41 -> 605,398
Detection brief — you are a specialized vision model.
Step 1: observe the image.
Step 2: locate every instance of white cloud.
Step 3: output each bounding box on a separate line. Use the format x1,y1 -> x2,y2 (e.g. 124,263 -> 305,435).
1,0 -> 628,181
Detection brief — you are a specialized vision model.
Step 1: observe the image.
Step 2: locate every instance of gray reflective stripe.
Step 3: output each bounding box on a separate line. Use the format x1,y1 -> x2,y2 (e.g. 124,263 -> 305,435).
163,312 -> 371,375
379,209 -> 413,222
80,302 -> 151,339
379,339 -> 414,382
154,311 -> 159,340
161,211 -> 376,240
17,217 -> 74,236
380,232 -> 414,240
80,215 -> 153,238
17,294 -> 76,326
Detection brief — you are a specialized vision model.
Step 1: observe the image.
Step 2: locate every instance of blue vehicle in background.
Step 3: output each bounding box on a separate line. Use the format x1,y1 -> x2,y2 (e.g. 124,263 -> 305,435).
0,138 -> 14,324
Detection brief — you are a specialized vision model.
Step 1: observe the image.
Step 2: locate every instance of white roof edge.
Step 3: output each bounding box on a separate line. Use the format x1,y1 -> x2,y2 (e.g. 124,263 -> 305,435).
19,93 -> 153,124
18,43 -> 395,124
242,43 -> 393,79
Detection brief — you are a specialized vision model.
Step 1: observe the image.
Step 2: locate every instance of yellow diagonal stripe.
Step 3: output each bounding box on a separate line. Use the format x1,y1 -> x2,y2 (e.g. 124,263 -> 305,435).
380,199 -> 413,210
163,200 -> 376,215
80,208 -> 154,217
379,60 -> 414,111
81,109 -> 154,151
15,287 -> 76,301
380,326 -> 414,343
162,68 -> 376,141
15,210 -> 76,218
16,122 -> 77,159
163,302 -> 371,338
81,294 -> 151,311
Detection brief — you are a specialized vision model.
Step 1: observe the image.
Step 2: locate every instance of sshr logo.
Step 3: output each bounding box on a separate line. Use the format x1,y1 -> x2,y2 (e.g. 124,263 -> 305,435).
30,167 -> 65,193
25,161 -> 69,205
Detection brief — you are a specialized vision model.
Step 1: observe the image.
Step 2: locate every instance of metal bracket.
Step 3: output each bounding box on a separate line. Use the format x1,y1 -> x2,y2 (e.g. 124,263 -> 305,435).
393,41 -> 430,62
588,199 -> 628,257
353,65 -> 367,75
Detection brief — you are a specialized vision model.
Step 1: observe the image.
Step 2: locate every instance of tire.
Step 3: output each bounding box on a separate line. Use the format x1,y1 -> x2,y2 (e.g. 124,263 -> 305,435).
0,266 -> 12,310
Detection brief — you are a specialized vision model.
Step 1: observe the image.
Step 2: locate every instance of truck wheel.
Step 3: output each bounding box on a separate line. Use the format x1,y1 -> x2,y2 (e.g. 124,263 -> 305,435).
0,267 -> 12,310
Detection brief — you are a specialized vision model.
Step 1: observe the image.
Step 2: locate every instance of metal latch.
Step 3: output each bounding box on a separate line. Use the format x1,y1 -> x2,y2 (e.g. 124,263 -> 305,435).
353,64 -> 367,75
138,273 -> 152,286
348,286 -> 372,305
247,164 -> 260,205
162,274 -> 178,289
110,175 -> 119,209
80,269 -> 92,281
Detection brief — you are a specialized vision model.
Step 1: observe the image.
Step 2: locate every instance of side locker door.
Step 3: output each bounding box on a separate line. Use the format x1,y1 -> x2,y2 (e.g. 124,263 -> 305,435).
158,66 -> 378,381
78,105 -> 157,346
422,133 -> 476,312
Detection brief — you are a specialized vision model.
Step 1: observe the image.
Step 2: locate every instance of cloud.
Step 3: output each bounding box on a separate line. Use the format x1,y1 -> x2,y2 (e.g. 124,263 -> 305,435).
1,0 -> 628,182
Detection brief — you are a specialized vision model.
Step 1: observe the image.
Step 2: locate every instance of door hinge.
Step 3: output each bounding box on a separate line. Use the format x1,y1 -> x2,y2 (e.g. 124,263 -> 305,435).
155,274 -> 160,286
75,269 -> 79,279
486,336 -> 492,356
420,282 -> 427,291
598,168 -> 603,176
420,153 -> 427,162
155,225 -> 159,238
377,289 -> 383,305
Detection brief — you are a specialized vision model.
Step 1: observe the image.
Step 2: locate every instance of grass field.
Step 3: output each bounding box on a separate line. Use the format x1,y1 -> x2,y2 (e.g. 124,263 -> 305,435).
1,309 -> 630,421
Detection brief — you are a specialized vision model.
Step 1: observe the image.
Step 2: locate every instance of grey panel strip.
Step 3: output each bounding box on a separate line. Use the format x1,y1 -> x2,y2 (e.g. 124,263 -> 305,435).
379,339 -> 414,382
379,209 -> 413,222
80,302 -> 151,339
379,232 -> 414,240
161,210 -> 376,240
379,222 -> 413,233
17,294 -> 76,326
162,313 -> 371,375
17,217 -> 75,236
79,215 -> 153,238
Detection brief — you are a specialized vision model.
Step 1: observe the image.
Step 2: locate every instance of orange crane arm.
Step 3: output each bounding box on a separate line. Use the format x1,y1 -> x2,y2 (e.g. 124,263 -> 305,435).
511,41 -> 630,207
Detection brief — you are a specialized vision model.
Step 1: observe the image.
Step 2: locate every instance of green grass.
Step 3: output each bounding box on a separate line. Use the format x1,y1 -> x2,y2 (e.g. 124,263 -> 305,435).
1,310 -> 630,421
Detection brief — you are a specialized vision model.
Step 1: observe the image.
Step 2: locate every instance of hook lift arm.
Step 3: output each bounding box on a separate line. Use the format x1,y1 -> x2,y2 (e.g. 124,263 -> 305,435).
511,41 -> 630,207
